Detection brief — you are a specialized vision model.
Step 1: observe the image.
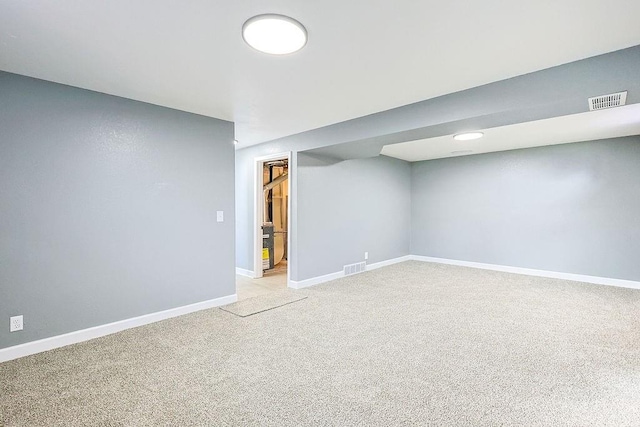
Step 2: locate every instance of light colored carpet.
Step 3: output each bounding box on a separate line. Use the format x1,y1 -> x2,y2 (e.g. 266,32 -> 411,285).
1,261 -> 640,426
220,289 -> 307,317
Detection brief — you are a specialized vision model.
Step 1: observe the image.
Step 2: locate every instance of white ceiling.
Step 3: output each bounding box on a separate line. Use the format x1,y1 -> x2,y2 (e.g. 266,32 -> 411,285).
380,103 -> 640,162
1,1 -> 640,146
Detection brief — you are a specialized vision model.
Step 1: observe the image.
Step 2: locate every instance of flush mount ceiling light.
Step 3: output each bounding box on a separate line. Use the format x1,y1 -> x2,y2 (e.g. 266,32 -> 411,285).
453,132 -> 484,141
242,14 -> 307,55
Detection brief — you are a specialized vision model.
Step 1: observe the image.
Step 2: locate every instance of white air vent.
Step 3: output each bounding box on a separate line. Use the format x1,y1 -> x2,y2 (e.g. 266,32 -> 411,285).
344,262 -> 366,276
588,91 -> 627,111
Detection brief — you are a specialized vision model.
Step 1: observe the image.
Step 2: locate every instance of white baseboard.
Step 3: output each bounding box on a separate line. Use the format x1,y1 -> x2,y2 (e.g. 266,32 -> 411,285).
366,255 -> 412,271
235,267 -> 255,278
409,255 -> 640,290
0,294 -> 237,364
289,255 -> 411,289
289,271 -> 344,289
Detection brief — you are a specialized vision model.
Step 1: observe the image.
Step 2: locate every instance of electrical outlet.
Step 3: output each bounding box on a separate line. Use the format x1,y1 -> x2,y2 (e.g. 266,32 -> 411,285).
364,252 -> 369,260
10,315 -> 23,332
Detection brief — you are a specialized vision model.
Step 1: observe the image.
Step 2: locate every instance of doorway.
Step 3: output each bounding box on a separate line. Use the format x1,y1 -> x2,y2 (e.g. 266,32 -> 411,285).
236,151 -> 292,300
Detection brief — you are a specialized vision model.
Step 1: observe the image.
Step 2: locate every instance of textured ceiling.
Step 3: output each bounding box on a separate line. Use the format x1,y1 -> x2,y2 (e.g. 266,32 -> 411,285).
381,104 -> 640,162
1,0 -> 640,146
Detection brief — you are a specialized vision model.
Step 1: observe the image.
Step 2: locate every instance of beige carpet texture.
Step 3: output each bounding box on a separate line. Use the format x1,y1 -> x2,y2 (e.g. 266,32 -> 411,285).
1,261 -> 640,426
219,289 -> 307,317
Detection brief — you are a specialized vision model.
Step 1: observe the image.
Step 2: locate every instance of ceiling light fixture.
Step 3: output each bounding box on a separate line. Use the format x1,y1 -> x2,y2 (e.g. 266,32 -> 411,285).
233,139 -> 239,145
453,132 -> 484,141
242,14 -> 307,55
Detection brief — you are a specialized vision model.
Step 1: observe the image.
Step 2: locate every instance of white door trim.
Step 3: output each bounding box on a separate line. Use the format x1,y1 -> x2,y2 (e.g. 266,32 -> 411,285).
253,151 -> 292,287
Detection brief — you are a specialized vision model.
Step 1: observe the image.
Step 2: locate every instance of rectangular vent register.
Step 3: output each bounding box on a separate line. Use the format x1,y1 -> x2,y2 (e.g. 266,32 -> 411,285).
344,262 -> 366,276
588,91 -> 627,111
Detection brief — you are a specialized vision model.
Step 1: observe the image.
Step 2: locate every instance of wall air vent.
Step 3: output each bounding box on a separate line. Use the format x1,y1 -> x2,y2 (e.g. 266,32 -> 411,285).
344,262 -> 366,276
588,91 -> 627,111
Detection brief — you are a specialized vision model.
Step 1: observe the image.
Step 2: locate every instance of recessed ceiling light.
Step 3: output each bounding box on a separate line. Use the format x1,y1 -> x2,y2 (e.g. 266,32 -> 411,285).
242,14 -> 307,55
453,132 -> 484,141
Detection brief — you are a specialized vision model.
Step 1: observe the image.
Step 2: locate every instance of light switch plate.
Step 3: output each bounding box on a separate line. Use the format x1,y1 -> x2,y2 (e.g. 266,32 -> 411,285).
216,211 -> 224,222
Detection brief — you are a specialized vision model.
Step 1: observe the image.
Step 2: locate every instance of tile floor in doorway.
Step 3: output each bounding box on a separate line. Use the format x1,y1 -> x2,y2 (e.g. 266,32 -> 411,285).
236,260 -> 288,300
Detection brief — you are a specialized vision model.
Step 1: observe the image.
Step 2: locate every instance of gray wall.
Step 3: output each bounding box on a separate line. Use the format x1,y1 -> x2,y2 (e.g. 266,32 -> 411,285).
236,46 -> 640,276
0,72 -> 235,349
235,144 -> 411,281
297,154 -> 411,280
411,137 -> 640,281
